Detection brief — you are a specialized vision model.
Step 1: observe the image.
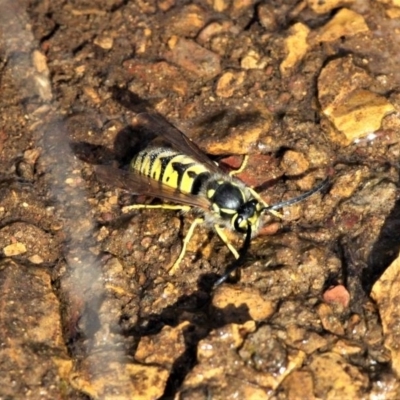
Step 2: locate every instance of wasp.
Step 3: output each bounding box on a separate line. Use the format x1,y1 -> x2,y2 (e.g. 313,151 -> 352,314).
96,113 -> 328,285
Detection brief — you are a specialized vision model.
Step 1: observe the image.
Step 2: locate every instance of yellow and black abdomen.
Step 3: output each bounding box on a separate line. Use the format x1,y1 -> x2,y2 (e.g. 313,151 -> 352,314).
131,147 -> 212,195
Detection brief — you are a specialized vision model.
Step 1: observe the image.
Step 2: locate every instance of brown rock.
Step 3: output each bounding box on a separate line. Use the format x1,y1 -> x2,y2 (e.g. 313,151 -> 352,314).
317,303 -> 345,336
309,352 -> 369,398
213,285 -> 276,322
166,4 -> 207,37
306,0 -> 353,14
329,169 -> 363,199
318,57 -> 395,144
124,60 -> 189,97
372,253 -> 400,377
71,357 -> 169,399
0,261 -> 67,398
280,150 -> 310,176
280,23 -> 310,77
313,9 -> 369,44
215,70 -> 246,98
165,37 -> 221,80
135,321 -> 189,369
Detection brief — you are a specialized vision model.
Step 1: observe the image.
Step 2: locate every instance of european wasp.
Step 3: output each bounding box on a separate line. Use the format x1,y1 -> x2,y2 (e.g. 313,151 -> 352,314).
96,113 -> 328,285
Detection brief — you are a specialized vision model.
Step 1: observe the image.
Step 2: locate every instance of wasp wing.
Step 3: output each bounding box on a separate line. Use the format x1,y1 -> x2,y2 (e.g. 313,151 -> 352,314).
95,165 -> 211,210
135,112 -> 221,174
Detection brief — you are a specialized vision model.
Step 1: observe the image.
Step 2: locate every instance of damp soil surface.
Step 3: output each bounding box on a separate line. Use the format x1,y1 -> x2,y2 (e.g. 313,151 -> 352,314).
2,0 -> 400,399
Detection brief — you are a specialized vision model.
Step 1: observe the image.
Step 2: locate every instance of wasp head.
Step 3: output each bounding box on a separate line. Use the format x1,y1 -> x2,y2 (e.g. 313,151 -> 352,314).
232,199 -> 263,234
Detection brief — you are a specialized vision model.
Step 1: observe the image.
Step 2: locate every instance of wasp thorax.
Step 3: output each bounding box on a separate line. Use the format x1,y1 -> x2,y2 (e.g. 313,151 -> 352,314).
208,181 -> 244,212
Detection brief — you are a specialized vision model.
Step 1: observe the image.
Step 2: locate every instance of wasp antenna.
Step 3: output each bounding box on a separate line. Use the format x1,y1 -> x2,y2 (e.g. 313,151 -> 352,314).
213,224 -> 252,288
262,177 -> 330,213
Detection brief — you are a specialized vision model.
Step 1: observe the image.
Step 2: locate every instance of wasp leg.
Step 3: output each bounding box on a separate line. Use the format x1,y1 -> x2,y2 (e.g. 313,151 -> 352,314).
122,204 -> 192,213
248,187 -> 284,219
121,204 -> 201,275
229,155 -> 249,176
214,224 -> 240,260
169,217 -> 204,275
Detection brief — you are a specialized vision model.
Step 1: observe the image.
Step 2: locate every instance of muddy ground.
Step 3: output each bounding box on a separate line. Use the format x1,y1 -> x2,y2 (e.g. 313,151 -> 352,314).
2,0 -> 400,399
